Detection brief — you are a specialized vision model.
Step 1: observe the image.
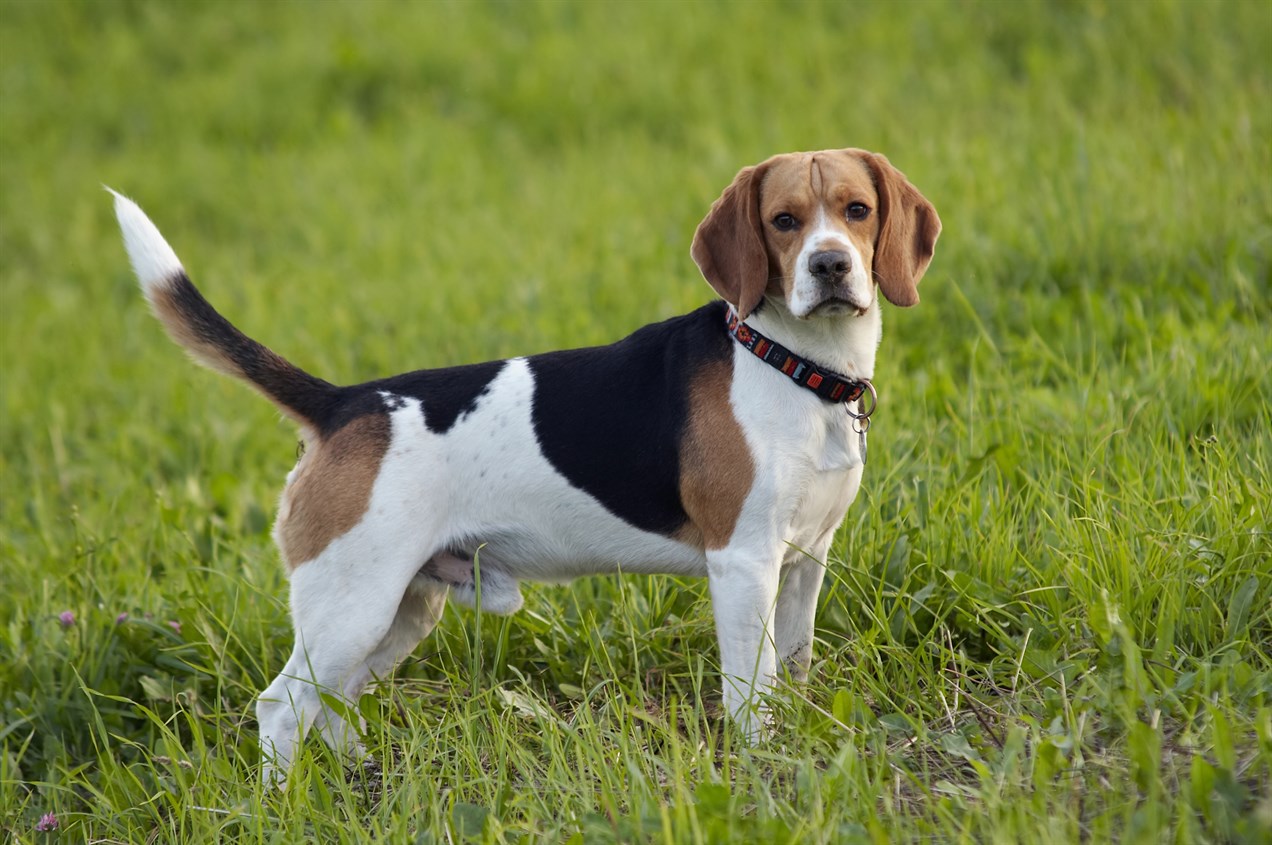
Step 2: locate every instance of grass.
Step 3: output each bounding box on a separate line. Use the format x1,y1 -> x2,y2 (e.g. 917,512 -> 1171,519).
1,0 -> 1270,841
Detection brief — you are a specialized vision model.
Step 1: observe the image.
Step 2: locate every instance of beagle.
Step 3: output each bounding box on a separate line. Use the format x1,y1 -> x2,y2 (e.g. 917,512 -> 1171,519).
111,148 -> 939,782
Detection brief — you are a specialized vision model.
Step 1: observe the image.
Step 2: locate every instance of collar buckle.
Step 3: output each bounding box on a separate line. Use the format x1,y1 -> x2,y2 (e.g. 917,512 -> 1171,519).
846,379 -> 877,421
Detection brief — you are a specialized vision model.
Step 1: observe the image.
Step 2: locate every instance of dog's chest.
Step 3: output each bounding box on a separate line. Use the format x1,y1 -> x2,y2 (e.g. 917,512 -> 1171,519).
813,403 -> 865,472
791,407 -> 866,541
732,364 -> 867,550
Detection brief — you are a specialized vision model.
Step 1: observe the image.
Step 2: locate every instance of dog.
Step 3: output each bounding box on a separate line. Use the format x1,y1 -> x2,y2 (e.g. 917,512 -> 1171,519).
111,148 -> 939,782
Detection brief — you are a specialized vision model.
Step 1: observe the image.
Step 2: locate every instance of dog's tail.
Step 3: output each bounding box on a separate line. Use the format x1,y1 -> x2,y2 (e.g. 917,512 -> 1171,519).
110,189 -> 340,430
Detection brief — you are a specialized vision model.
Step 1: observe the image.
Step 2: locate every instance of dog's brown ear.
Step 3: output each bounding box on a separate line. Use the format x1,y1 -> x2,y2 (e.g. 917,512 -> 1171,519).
860,152 -> 941,307
691,163 -> 771,319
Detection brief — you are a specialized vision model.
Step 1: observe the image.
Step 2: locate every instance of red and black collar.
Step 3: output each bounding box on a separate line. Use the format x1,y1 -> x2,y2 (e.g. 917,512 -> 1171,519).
726,308 -> 876,420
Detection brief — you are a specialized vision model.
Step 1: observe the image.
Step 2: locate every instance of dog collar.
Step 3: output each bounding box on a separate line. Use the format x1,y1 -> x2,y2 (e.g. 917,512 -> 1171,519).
725,308 -> 876,420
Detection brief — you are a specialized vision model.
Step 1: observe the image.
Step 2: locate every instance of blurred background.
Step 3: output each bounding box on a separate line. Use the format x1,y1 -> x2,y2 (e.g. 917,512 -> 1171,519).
3,0 -> 1268,374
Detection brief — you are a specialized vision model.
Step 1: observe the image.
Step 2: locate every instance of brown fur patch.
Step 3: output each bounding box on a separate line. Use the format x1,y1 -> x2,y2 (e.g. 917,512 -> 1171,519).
679,359 -> 755,550
274,413 -> 391,568
150,280 -> 244,380
858,152 -> 942,307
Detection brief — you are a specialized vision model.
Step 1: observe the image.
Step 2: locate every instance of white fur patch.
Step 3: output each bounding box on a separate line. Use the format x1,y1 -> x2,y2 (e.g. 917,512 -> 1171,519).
787,209 -> 874,319
108,188 -> 184,296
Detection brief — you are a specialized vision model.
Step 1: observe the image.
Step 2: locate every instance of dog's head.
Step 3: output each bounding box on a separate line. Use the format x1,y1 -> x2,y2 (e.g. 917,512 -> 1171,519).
691,149 -> 940,320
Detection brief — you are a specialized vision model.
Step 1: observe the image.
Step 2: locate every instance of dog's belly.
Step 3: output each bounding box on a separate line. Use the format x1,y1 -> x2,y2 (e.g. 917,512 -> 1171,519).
380,359 -> 708,585
458,527 -> 708,580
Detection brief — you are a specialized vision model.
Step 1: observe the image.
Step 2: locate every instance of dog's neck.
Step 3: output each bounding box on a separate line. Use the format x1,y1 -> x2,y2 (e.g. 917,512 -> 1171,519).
743,294 -> 883,381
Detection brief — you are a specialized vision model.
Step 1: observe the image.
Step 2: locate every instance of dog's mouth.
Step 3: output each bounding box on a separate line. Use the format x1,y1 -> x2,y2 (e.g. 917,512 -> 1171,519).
807,296 -> 869,318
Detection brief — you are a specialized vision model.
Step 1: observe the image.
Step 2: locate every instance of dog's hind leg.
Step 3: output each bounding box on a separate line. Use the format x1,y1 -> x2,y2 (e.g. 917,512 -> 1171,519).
310,579 -> 447,754
257,393 -> 451,785
255,538 -> 432,785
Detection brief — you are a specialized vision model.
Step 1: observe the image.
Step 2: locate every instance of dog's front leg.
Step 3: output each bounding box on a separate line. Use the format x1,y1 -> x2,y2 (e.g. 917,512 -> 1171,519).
707,549 -> 782,741
774,542 -> 831,684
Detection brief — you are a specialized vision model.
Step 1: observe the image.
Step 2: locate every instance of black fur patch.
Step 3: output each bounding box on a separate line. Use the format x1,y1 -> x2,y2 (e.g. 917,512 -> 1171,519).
527,301 -> 732,537
167,273 -> 341,426
336,360 -> 506,434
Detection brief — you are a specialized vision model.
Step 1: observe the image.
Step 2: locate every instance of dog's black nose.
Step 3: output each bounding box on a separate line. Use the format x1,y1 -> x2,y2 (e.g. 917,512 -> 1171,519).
809,250 -> 851,282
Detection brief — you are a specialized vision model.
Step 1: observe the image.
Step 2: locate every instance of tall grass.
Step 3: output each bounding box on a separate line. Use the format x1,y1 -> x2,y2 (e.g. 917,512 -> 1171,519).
2,0 -> 1269,841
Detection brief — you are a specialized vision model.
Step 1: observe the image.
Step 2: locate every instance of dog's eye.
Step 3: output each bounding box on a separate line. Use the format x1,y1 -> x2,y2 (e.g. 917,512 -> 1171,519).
772,213 -> 799,231
845,203 -> 871,221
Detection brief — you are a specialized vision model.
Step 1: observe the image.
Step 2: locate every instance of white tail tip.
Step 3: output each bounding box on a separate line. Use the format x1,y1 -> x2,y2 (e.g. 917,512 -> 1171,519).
107,187 -> 184,293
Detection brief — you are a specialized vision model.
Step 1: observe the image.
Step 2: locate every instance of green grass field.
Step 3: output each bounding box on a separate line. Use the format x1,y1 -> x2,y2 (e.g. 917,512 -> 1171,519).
2,0 -> 1269,841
